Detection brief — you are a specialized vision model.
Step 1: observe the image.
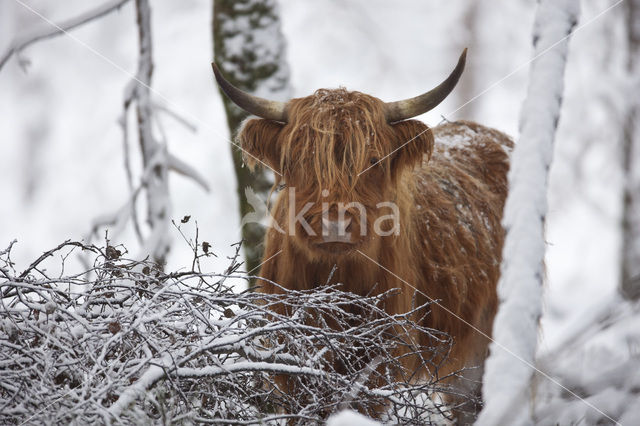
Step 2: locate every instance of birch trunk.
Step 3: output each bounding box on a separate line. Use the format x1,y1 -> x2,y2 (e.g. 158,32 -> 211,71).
477,1 -> 579,424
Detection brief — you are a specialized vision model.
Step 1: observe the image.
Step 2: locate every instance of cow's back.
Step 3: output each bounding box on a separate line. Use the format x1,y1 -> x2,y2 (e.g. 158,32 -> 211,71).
408,121 -> 512,415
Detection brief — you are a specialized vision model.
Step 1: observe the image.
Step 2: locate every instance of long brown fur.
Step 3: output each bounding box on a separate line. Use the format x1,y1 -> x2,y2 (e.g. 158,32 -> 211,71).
237,88 -> 513,420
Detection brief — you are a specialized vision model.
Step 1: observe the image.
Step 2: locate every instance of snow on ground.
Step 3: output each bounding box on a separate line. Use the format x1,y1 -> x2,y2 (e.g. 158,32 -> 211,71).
326,410 -> 382,426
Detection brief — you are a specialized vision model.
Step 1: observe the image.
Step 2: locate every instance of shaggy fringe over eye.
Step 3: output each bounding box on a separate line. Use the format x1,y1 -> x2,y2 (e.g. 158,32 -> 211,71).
279,88 -> 394,197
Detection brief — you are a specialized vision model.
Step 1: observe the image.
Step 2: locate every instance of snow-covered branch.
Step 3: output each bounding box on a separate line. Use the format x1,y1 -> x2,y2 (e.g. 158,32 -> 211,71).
0,0 -> 131,71
478,1 -> 580,425
0,237 -> 458,424
168,153 -> 210,192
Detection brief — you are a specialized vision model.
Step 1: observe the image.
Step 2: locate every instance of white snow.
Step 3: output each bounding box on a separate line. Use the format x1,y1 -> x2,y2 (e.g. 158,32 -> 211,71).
326,410 -> 382,426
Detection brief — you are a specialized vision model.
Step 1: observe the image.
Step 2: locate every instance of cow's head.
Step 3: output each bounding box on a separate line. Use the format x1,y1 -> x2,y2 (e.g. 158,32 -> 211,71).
212,50 -> 465,256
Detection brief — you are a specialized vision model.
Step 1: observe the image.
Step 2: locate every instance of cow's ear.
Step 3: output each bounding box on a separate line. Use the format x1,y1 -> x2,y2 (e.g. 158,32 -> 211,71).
389,119 -> 434,170
236,118 -> 284,172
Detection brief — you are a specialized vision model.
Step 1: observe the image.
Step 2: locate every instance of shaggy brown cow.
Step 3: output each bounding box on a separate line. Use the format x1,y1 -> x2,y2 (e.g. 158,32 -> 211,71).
212,50 -> 512,421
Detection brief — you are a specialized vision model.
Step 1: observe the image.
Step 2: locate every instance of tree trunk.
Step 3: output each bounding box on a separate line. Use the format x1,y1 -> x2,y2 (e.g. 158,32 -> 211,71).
620,0 -> 640,300
212,0 -> 291,277
477,1 -> 579,424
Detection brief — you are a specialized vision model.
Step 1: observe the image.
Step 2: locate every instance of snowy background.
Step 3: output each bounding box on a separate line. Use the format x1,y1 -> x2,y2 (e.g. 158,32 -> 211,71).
0,0 -> 634,421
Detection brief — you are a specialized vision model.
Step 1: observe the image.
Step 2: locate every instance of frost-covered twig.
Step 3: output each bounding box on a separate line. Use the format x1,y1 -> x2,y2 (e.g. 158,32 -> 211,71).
0,237 -> 458,424
0,0 -> 131,72
478,1 -> 580,425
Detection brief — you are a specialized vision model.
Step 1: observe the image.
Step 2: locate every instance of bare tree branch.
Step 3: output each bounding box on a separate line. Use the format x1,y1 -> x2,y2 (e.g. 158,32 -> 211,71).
0,236 -> 459,424
167,153 -> 210,192
0,0 -> 131,72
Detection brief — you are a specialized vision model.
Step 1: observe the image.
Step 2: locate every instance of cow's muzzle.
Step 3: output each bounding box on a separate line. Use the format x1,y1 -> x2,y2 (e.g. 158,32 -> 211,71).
321,217 -> 353,243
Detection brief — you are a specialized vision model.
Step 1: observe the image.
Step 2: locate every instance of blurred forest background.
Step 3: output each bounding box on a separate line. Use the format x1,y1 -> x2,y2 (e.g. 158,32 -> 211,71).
0,0 -> 639,423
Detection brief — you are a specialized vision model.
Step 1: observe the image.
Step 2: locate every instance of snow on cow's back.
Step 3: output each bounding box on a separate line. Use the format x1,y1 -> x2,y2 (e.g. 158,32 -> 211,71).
432,120 -> 513,160
423,120 -> 513,198
410,119 -> 512,270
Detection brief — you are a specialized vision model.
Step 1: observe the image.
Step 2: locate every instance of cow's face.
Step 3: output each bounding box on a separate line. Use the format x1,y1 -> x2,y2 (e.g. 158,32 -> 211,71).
238,89 -> 434,256
212,49 -> 465,256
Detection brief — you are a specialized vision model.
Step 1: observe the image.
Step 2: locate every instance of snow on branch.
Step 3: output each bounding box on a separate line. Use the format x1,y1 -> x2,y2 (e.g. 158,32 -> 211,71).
84,0 -> 209,264
0,236 -> 460,424
168,153 -> 211,192
0,0 -> 131,72
477,1 -> 580,425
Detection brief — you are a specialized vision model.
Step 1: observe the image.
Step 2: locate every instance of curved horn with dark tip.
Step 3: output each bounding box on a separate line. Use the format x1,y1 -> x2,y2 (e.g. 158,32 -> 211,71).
384,48 -> 467,123
211,62 -> 288,122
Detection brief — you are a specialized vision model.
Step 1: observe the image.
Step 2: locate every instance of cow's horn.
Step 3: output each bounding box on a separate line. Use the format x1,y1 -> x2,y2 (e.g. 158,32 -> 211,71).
384,49 -> 467,123
211,63 -> 288,122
